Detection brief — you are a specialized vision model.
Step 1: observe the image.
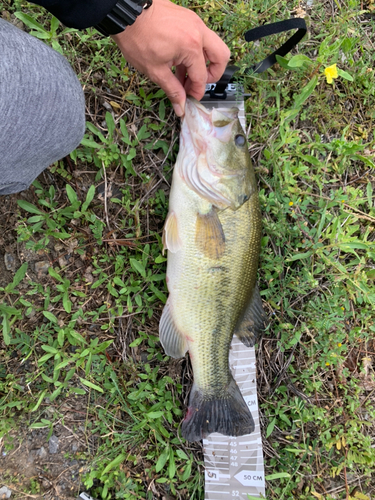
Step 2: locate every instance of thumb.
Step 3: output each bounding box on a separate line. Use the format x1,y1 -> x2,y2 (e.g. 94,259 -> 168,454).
153,67 -> 186,117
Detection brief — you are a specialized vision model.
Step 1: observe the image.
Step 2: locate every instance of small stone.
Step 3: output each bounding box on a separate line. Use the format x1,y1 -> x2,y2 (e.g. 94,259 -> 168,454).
4,253 -> 16,271
58,256 -> 69,268
0,486 -> 12,498
71,441 -> 79,452
35,261 -> 50,276
37,446 -> 47,459
49,434 -> 59,454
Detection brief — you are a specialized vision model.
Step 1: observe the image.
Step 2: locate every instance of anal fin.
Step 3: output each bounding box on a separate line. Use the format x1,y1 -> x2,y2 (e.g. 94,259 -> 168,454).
234,285 -> 266,347
159,299 -> 187,358
195,209 -> 225,260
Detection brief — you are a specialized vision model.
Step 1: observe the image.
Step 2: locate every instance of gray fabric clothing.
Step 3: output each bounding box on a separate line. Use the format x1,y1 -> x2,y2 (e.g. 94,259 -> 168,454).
0,19 -> 85,195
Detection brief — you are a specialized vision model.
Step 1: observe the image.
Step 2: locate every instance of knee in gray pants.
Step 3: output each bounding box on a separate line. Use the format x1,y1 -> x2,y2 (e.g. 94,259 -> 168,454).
0,19 -> 85,195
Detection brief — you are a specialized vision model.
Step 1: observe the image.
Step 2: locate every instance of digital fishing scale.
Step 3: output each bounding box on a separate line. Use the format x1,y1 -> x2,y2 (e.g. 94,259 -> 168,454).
200,18 -> 307,500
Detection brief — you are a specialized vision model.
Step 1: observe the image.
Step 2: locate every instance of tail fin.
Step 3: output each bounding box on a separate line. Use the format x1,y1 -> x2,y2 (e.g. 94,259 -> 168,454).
181,377 -> 254,442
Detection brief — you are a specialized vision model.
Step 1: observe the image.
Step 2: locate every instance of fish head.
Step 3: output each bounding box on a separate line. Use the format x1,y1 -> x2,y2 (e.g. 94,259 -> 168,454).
179,97 -> 255,210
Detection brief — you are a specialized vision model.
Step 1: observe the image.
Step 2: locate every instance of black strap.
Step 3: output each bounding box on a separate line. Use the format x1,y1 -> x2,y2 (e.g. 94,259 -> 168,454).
245,18 -> 307,74
209,17 -> 307,99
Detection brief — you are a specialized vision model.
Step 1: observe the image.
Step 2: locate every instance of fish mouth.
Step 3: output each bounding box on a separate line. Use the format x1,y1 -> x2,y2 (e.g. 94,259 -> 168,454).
185,97 -> 243,178
180,97 -> 249,209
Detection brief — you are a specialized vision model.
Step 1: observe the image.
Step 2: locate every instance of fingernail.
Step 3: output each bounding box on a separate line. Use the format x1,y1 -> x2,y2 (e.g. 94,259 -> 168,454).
173,103 -> 184,117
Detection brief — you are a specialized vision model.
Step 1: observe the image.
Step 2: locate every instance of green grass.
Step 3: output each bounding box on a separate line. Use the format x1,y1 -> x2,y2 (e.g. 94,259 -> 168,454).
1,0 -> 375,498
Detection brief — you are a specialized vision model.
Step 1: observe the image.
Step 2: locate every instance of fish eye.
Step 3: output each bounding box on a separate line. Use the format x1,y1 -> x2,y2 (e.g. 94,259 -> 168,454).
235,134 -> 246,147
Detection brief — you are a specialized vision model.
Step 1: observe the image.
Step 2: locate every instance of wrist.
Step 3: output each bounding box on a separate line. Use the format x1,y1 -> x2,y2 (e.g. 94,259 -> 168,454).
95,0 -> 152,36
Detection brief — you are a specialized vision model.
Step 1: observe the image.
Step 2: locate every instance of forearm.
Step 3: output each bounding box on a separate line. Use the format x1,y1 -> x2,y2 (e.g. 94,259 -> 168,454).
28,0 -> 117,29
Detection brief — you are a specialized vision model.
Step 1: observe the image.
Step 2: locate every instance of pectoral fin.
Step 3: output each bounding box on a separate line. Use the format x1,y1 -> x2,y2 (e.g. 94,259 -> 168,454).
195,209 -> 225,260
159,299 -> 188,358
162,211 -> 182,254
234,286 -> 266,347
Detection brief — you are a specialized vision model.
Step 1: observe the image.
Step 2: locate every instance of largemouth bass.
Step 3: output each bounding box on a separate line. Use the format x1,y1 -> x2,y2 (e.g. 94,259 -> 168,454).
159,97 -> 265,442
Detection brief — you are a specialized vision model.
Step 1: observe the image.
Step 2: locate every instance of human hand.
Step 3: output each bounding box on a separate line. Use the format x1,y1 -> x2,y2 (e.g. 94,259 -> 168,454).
111,0 -> 230,116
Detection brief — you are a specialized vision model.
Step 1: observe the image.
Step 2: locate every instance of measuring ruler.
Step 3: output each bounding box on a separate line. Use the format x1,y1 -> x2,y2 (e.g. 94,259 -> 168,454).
201,84 -> 265,500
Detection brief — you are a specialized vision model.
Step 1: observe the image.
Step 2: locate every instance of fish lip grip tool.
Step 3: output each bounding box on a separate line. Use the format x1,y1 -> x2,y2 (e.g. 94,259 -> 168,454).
207,17 -> 307,100
200,17 -> 306,500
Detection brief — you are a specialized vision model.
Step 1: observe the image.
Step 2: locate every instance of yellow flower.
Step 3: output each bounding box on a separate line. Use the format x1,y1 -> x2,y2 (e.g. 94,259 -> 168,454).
289,201 -> 294,206
338,343 -> 342,347
326,362 -> 330,366
325,64 -> 338,84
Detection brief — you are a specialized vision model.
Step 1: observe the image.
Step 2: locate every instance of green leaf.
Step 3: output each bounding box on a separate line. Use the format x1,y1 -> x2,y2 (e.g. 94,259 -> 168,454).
300,154 -> 321,166
102,453 -> 126,475
176,449 -> 189,460
120,119 -> 131,145
147,411 -> 164,419
71,387 -> 86,395
63,293 -> 72,313
0,304 -> 20,316
149,283 -> 167,303
49,385 -> 63,402
82,185 -> 95,212
155,255 -> 167,264
68,329 -> 86,345
265,472 -> 291,480
30,422 -> 50,429
181,462 -> 192,481
337,68 -> 354,81
14,12 -> 47,32
31,389 -> 47,412
129,337 -> 143,347
367,182 -> 373,209
17,200 -> 44,215
43,311 -> 58,324
293,75 -> 319,109
159,100 -> 166,121
58,328 -> 65,347
287,54 -> 313,68
38,353 -> 54,365
339,242 -> 368,251
66,184 -> 79,205
168,448 -> 176,479
48,267 -> 64,282
2,315 -> 11,345
275,55 -> 290,69
286,251 -> 313,262
50,16 -> 60,33
41,345 -> 58,354
7,263 -> 28,291
55,359 -> 71,370
129,258 -> 146,278
266,417 -> 276,438
80,138 -> 101,149
105,111 -> 116,137
79,377 -> 103,392
156,448 -> 169,473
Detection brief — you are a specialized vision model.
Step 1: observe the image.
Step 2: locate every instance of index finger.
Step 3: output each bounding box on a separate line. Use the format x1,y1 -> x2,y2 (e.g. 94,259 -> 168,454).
183,53 -> 209,101
202,29 -> 231,83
